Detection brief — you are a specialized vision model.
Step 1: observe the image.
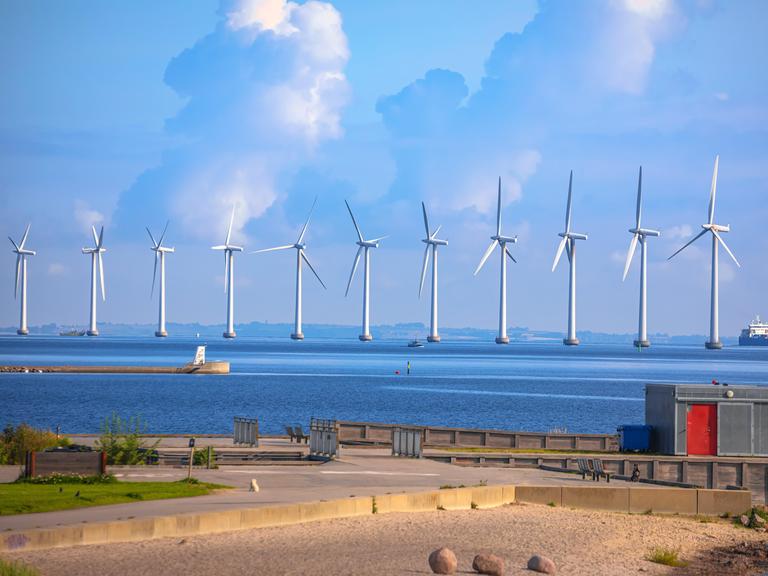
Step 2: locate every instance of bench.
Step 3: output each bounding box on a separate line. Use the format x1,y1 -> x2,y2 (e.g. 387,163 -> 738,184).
576,458 -> 594,480
591,458 -> 611,482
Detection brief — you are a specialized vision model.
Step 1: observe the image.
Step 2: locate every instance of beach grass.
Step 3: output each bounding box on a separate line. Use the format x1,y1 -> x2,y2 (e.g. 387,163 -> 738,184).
645,547 -> 687,567
0,479 -> 229,516
0,558 -> 39,576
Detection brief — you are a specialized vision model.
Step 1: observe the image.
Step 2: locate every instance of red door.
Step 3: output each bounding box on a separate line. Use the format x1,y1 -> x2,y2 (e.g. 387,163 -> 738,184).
687,404 -> 717,455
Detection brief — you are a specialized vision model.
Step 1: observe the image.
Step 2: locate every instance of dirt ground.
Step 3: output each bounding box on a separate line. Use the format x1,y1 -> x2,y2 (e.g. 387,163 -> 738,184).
6,503 -> 768,576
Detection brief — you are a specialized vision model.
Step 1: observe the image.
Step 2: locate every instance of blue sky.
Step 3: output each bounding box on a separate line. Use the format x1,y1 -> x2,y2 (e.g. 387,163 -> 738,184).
1,0 -> 766,336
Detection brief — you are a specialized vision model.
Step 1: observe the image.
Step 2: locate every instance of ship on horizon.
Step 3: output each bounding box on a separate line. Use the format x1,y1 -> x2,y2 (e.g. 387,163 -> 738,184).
739,316 -> 768,346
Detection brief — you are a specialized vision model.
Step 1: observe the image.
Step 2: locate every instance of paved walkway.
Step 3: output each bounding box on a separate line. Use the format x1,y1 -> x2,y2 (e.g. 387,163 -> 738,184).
0,446 -> 636,532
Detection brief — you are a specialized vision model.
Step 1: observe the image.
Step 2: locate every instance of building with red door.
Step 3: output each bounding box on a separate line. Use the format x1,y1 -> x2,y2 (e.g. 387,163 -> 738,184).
645,383 -> 768,456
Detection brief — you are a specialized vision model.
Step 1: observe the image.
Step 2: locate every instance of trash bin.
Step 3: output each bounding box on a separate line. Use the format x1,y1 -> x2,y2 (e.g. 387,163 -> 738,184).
617,424 -> 652,452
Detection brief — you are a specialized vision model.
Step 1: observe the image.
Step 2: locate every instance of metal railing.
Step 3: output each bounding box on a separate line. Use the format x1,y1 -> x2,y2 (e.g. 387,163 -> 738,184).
392,427 -> 422,458
309,418 -> 339,459
233,417 -> 259,447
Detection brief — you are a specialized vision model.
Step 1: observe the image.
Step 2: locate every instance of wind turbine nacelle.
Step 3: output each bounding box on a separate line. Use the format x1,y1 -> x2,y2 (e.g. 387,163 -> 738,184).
422,238 -> 448,246
294,243 -> 306,250
228,246 -> 244,252
493,235 -> 518,244
82,248 -> 106,254
703,223 -> 730,233
15,249 -> 36,256
153,246 -> 175,253
630,228 -> 660,237
357,240 -> 379,248
560,232 -> 588,241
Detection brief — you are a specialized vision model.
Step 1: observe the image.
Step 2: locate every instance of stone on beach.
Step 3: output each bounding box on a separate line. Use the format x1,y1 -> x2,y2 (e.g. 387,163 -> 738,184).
472,553 -> 504,575
527,554 -> 556,574
428,547 -> 457,574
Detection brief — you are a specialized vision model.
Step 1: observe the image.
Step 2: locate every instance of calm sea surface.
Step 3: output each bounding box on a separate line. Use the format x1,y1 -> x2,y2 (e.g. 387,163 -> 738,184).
1,336 -> 767,435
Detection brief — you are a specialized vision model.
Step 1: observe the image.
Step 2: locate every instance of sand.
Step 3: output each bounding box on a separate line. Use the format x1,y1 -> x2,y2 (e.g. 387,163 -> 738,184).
7,503 -> 768,576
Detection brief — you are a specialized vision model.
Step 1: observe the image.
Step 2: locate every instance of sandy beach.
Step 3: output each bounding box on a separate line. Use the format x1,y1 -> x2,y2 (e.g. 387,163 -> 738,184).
7,503 -> 768,576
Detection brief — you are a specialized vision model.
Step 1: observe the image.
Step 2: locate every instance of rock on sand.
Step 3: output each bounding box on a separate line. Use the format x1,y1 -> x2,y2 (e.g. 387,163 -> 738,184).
428,547 -> 457,574
472,553 -> 504,575
527,554 -> 556,574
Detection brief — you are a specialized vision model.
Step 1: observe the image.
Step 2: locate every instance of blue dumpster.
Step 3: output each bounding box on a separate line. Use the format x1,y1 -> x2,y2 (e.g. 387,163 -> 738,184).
618,425 -> 652,452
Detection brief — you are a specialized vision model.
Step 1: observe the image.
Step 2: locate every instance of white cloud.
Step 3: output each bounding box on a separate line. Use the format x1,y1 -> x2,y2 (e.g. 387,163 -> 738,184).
665,224 -> 693,240
73,200 -> 105,233
714,92 -> 729,101
47,263 -> 68,276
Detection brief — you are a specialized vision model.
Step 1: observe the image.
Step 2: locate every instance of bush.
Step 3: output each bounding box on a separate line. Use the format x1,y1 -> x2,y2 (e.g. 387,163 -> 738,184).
96,414 -> 159,465
0,424 -> 70,465
645,547 -> 687,567
193,446 -> 216,467
0,558 -> 40,576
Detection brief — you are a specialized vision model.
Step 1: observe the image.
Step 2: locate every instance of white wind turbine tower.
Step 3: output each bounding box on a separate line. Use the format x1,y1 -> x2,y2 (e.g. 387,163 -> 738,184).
473,178 -> 518,345
147,221 -> 174,337
345,200 -> 387,341
211,207 -> 243,339
82,226 -> 106,336
418,202 -> 448,343
622,167 -> 660,348
668,155 -> 740,349
252,198 -> 326,340
552,171 -> 588,346
9,224 -> 35,335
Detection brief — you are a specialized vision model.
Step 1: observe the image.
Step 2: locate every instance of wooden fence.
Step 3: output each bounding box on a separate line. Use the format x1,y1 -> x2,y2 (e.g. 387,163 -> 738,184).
25,451 -> 106,478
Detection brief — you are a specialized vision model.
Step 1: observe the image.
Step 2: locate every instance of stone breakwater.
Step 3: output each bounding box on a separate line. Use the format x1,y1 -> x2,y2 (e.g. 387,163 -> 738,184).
0,362 -> 230,375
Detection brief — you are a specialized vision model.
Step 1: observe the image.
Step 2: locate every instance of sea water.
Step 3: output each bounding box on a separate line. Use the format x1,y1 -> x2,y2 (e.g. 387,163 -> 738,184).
1,335 -> 767,435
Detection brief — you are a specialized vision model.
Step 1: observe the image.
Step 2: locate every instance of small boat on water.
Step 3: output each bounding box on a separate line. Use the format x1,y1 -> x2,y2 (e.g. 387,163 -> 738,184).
59,329 -> 86,336
407,339 -> 424,348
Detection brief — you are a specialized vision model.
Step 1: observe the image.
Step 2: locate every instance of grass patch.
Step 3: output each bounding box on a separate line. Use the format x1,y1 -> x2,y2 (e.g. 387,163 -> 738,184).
0,558 -> 39,576
0,479 -> 229,515
645,547 -> 687,567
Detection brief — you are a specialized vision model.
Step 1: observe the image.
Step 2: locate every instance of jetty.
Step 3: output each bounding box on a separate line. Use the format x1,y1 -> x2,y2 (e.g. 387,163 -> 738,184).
0,345 -> 229,375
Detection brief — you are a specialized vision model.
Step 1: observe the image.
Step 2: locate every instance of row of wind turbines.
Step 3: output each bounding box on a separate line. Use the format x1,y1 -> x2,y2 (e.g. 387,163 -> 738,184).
9,156 -> 739,348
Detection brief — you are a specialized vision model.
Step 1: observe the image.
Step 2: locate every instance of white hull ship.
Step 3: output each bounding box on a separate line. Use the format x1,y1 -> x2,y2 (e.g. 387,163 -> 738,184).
739,316 -> 768,346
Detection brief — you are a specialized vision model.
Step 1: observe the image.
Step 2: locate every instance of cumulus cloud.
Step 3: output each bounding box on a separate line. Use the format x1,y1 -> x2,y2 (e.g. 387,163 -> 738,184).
114,0 -> 349,242
73,200 -> 105,233
666,224 -> 693,240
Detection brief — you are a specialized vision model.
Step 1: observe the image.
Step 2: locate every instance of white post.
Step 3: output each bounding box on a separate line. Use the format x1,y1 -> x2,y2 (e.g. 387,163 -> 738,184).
565,240 -> 579,345
292,249 -> 304,340
496,243 -> 509,344
87,253 -> 99,336
360,247 -> 372,341
635,236 -> 650,347
706,234 -> 722,349
18,257 -> 28,335
428,245 -> 440,342
156,252 -> 167,337
224,251 -> 236,338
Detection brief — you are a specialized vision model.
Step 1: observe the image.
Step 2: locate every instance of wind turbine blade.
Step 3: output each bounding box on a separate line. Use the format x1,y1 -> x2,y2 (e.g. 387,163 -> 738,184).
552,236 -> 568,272
297,196 -> 318,245
505,246 -> 517,264
146,227 -> 158,248
345,200 -> 364,242
151,252 -> 158,297
91,226 -> 99,247
368,235 -> 388,243
565,171 -> 573,233
158,220 -> 169,247
345,246 -> 363,297
708,155 -> 719,225
496,177 -> 502,237
667,229 -> 708,261
14,254 -> 21,299
418,244 -> 430,297
431,225 -> 442,239
251,245 -> 294,254
225,206 -> 235,246
622,234 -> 639,281
301,251 -> 326,289
712,229 -> 741,268
19,224 -> 30,250
8,236 -> 19,251
97,226 -> 104,250
98,253 -> 105,301
474,240 -> 498,276
421,202 -> 430,237
636,166 -> 643,229
224,252 -> 230,292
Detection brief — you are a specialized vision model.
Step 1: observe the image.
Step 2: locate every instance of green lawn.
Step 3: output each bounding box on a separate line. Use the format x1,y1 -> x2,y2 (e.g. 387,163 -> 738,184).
0,480 -> 229,516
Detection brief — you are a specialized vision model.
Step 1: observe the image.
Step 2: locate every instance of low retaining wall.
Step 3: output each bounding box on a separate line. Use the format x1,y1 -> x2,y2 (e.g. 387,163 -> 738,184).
0,485 -> 750,553
338,421 -> 619,452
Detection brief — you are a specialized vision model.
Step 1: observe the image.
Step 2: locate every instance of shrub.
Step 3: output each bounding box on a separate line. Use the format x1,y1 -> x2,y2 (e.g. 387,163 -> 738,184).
96,414 -> 159,465
645,547 -> 687,567
0,558 -> 40,576
0,424 -> 70,465
192,447 -> 216,467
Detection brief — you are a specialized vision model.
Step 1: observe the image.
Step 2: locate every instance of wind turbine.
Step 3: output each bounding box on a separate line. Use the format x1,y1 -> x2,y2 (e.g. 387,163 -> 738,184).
9,224 -> 35,335
552,171 -> 588,346
345,200 -> 386,341
252,198 -> 326,340
668,155 -> 740,349
211,207 -> 243,339
418,202 -> 448,343
82,226 -> 106,336
473,177 -> 518,345
622,167 -> 660,348
147,221 -> 174,337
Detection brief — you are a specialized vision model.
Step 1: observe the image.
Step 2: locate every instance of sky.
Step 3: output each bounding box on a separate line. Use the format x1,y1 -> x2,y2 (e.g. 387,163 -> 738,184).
1,0 -> 767,337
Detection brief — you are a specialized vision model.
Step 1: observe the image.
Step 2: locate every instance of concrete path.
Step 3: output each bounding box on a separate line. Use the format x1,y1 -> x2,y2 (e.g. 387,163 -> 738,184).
0,447 -> 635,532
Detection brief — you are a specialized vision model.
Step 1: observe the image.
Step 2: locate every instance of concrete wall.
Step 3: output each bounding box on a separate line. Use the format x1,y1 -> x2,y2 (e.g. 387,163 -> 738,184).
0,485 -> 751,553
